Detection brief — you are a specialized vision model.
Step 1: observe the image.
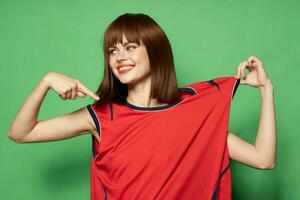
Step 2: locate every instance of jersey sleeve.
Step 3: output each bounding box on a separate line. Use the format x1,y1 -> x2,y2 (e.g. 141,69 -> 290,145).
86,102 -> 112,158
86,102 -> 112,134
213,76 -> 240,102
86,103 -> 101,135
183,76 -> 240,102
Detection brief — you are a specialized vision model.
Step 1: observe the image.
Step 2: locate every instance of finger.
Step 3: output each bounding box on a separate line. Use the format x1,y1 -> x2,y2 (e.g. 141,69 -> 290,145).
244,60 -> 249,70
248,55 -> 262,67
236,62 -> 243,78
247,60 -> 255,70
239,65 -> 244,79
247,57 -> 256,68
71,87 -> 77,99
66,90 -> 72,99
77,91 -> 86,98
248,55 -> 257,62
239,63 -> 243,78
240,61 -> 248,78
77,82 -> 100,100
247,60 -> 251,67
59,93 -> 67,100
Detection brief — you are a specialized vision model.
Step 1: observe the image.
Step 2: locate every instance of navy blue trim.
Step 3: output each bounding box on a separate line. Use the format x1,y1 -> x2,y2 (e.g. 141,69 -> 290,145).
86,105 -> 100,135
232,79 -> 240,99
109,101 -> 114,121
91,135 -> 97,158
211,164 -> 231,200
180,87 -> 197,95
87,104 -> 100,158
124,87 -> 196,111
207,80 -> 220,91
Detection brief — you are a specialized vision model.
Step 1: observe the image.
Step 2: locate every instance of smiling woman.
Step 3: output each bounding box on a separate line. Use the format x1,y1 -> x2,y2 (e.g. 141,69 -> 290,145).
7,13 -> 276,200
97,13 -> 181,107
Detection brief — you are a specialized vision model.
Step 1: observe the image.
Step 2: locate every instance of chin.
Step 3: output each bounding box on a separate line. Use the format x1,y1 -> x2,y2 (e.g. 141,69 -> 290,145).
113,73 -> 131,84
120,78 -> 141,87
116,72 -> 150,86
118,78 -> 133,85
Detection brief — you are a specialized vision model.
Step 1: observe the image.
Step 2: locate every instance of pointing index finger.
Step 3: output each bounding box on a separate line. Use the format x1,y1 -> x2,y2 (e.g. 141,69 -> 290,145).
77,82 -> 100,100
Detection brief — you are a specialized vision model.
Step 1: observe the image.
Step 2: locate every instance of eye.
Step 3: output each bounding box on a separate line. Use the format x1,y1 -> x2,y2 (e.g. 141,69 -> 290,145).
109,48 -> 116,55
127,45 -> 137,51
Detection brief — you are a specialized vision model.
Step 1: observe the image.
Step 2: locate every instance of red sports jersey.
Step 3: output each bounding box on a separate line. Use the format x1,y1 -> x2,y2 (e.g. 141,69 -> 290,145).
86,76 -> 240,200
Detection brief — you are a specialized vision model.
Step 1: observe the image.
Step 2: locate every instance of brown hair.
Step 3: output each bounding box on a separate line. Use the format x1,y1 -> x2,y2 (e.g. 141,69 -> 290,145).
94,13 -> 181,106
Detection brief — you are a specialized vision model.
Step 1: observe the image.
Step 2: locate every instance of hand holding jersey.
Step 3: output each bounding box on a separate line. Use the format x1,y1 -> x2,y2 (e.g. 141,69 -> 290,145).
43,72 -> 100,100
234,55 -> 272,88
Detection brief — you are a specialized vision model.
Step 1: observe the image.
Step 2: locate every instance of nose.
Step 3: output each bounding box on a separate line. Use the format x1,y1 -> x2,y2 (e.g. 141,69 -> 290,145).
116,49 -> 128,62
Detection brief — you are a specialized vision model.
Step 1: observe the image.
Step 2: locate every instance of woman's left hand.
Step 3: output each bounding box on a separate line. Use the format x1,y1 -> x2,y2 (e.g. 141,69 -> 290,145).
234,56 -> 271,88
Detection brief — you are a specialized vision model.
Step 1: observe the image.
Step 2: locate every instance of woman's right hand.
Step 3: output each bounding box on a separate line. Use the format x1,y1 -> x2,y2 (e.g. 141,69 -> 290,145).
43,72 -> 100,100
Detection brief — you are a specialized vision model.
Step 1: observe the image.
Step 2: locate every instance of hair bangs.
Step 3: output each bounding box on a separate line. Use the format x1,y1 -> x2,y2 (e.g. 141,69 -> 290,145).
104,16 -> 143,58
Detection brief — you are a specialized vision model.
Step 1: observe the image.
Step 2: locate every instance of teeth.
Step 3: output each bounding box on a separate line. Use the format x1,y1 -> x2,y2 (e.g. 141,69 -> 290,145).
119,66 -> 134,71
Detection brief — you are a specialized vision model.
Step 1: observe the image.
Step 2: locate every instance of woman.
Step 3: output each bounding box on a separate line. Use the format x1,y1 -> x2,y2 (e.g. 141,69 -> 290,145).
7,13 -> 276,199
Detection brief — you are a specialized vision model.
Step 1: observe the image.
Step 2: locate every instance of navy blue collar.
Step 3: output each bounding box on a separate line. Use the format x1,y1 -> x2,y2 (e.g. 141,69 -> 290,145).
124,87 -> 196,111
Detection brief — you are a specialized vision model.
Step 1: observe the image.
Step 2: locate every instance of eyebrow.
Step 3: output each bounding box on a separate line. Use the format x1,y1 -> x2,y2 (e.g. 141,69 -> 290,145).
108,42 -> 138,49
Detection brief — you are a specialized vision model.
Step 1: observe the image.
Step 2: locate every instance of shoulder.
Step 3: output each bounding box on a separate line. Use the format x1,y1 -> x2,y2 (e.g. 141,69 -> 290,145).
183,76 -> 239,91
183,76 -> 240,100
85,102 -> 112,142
83,104 -> 101,142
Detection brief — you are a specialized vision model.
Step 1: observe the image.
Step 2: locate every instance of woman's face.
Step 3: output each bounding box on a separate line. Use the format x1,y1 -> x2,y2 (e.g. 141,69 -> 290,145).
109,35 -> 151,87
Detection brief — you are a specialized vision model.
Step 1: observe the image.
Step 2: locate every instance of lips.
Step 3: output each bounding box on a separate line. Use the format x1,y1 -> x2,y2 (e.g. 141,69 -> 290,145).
117,63 -> 135,70
117,64 -> 135,74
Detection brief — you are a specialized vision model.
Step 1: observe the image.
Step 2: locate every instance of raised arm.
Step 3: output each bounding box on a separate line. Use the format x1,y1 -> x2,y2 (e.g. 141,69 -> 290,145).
7,72 -> 100,143
227,56 -> 276,170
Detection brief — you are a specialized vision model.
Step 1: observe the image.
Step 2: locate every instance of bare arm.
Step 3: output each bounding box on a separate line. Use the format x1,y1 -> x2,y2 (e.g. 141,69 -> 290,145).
7,72 -> 100,143
7,77 -> 49,142
228,56 -> 276,170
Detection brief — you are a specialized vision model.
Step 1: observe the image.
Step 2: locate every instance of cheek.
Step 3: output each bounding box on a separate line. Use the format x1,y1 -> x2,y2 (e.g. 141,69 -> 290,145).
141,50 -> 150,65
109,57 -> 114,66
141,56 -> 150,71
109,59 -> 116,72
108,59 -> 116,73
135,51 -> 150,65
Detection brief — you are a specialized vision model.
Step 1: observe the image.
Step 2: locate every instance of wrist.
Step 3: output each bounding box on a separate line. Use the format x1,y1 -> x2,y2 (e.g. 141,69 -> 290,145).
41,72 -> 53,89
259,79 -> 273,91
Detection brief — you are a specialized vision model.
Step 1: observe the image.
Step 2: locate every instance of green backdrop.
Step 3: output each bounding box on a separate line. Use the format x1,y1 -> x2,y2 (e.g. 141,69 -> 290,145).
0,0 -> 298,199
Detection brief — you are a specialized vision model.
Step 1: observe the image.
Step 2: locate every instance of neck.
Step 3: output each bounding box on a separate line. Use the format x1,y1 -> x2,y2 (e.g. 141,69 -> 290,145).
126,78 -> 167,107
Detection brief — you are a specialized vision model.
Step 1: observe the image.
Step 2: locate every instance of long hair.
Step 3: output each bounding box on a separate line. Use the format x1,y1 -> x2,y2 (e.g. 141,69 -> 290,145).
94,13 -> 181,106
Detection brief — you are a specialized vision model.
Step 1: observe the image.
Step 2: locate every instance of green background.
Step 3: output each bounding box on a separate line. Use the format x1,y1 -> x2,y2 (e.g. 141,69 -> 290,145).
0,0 -> 298,199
